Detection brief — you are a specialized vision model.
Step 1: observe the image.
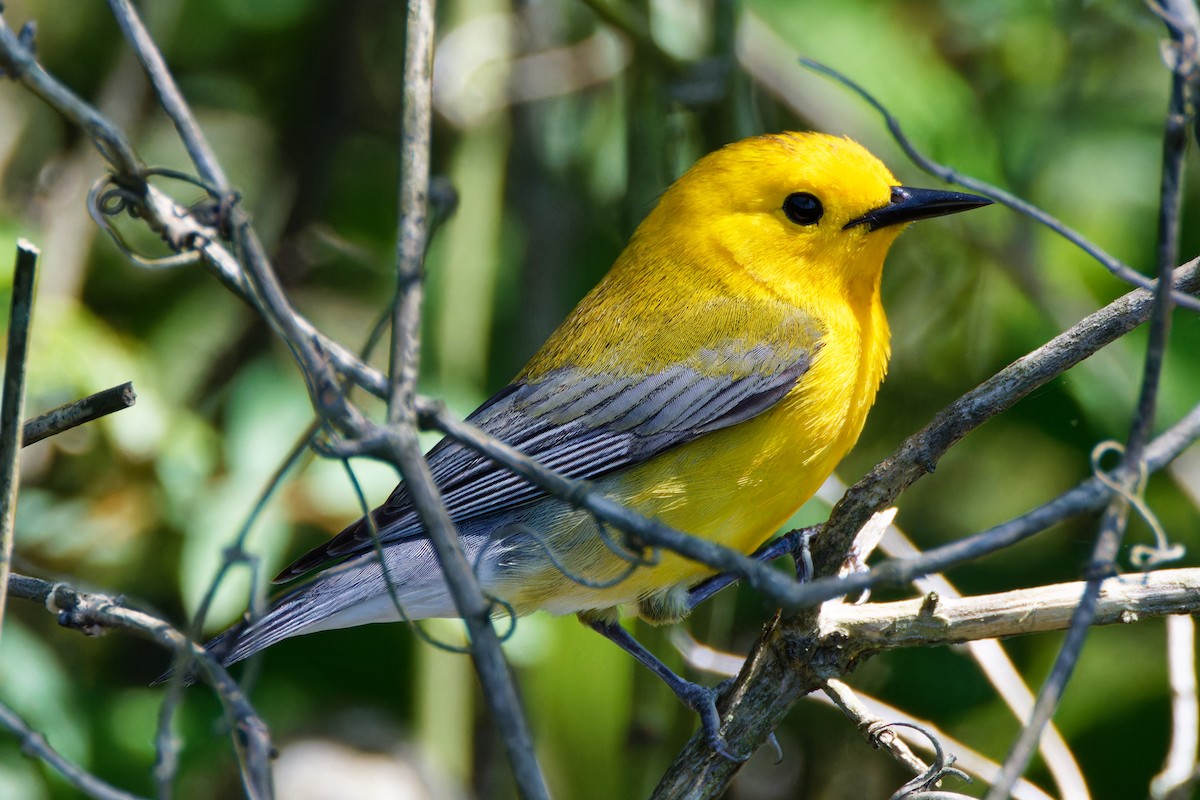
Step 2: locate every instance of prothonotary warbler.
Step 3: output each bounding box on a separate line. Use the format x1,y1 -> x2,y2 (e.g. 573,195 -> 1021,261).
209,131 -> 990,755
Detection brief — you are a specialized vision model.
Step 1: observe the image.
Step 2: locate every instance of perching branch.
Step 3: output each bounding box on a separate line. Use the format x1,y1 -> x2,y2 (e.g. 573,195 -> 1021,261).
652,568 -> 1200,798
815,476 -> 1088,800
818,569 -> 1200,651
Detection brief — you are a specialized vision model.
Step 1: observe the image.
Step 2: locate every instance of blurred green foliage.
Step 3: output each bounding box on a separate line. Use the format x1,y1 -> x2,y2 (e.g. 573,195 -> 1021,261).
0,0 -> 1197,798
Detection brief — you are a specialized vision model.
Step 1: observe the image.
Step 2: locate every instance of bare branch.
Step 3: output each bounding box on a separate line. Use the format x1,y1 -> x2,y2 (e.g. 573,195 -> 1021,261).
0,15 -> 144,181
6,574 -> 275,800
0,700 -> 149,800
389,0 -> 434,422
104,0 -> 229,190
822,678 -> 928,776
819,569 -> 1200,650
22,382 -> 136,446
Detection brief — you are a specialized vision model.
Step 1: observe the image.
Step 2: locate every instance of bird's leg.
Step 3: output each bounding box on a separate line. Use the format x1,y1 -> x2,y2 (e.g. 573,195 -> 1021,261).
583,528 -> 817,761
584,617 -> 750,762
684,526 -> 816,610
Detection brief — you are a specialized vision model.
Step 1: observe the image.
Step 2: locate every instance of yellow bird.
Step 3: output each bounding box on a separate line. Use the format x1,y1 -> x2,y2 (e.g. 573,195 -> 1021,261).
211,131 -> 988,753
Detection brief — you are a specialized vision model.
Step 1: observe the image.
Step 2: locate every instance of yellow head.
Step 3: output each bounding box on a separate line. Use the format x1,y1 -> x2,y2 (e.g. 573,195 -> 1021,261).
521,131 -> 989,379
634,131 -> 988,306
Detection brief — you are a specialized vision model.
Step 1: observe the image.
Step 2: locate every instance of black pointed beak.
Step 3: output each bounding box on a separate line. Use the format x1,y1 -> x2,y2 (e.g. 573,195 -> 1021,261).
844,186 -> 992,231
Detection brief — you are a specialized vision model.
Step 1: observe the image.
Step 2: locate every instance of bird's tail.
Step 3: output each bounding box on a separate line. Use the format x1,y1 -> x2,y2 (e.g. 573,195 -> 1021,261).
207,539 -> 461,667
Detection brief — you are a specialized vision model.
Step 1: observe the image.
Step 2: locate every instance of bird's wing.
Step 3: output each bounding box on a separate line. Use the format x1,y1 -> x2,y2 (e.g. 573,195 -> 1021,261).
275,338 -> 821,581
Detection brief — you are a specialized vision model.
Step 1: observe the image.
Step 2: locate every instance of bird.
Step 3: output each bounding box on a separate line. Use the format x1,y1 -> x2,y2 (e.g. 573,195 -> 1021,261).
208,131 -> 990,755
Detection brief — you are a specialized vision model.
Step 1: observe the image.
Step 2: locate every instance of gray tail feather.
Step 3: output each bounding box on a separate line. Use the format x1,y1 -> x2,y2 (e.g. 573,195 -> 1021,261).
208,561 -> 382,666
205,539 -> 463,667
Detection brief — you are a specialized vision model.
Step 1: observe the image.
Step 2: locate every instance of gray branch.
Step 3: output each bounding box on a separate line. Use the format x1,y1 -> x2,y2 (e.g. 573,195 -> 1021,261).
22,382 -> 136,446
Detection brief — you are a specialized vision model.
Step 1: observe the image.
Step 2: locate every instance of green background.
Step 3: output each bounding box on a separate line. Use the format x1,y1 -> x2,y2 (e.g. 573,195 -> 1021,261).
0,0 -> 1197,797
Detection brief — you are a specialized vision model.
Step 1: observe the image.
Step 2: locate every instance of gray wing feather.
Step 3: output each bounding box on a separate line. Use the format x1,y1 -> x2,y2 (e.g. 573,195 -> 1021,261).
275,340 -> 819,580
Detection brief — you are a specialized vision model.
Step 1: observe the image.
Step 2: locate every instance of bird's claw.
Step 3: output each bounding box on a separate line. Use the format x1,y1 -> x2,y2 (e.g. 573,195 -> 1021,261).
677,681 -> 753,762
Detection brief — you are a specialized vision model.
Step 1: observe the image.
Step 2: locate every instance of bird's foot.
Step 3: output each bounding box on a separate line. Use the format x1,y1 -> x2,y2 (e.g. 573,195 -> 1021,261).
674,679 -> 751,762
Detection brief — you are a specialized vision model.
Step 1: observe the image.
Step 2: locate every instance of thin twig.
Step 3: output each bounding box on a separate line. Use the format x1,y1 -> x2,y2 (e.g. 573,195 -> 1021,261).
0,699 -> 149,800
790,400 -> 1200,608
0,240 -> 38,646
6,574 -> 275,800
797,57 -> 1200,314
822,678 -> 928,776
813,257 -> 1200,588
152,425 -> 311,800
0,14 -> 144,181
386,1 -> 547,794
104,0 -> 229,190
22,382 -> 136,446
984,7 -> 1196,794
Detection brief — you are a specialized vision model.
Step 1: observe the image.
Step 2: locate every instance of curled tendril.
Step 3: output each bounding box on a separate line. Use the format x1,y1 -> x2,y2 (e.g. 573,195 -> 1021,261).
486,595 -> 519,643
592,513 -> 660,568
1090,440 -> 1185,568
871,721 -> 972,800
498,523 -> 642,591
86,168 -> 242,269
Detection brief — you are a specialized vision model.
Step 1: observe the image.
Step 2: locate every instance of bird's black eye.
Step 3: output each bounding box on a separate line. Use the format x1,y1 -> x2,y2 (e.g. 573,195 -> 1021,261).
782,192 -> 823,226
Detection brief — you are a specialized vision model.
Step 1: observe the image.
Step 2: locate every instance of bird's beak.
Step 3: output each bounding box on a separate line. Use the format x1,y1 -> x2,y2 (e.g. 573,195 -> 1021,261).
844,186 -> 992,231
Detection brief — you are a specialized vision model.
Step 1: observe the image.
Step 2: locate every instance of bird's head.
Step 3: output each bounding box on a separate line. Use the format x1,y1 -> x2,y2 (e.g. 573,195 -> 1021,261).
642,131 -> 990,305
